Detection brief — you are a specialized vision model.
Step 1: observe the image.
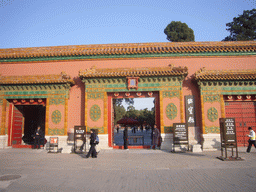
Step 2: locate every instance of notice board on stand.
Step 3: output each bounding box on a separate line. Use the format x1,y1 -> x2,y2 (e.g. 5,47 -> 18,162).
218,118 -> 243,161
173,123 -> 189,152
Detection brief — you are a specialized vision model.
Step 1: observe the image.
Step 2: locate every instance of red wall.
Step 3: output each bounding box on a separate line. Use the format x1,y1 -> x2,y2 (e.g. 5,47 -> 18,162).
1,56 -> 256,131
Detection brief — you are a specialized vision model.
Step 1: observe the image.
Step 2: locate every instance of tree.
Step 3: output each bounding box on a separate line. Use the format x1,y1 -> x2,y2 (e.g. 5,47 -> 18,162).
114,105 -> 126,124
113,98 -> 134,124
164,21 -> 195,42
223,9 -> 256,41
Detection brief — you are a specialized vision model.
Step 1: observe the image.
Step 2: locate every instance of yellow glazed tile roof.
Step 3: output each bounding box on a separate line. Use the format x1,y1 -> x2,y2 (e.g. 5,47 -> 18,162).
195,68 -> 256,81
79,65 -> 188,78
1,41 -> 256,59
0,72 -> 75,85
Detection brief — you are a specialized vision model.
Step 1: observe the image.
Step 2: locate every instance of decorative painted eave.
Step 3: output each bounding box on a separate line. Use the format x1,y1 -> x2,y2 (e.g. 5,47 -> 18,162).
194,68 -> 256,81
1,41 -> 256,63
79,65 -> 188,79
0,72 -> 75,85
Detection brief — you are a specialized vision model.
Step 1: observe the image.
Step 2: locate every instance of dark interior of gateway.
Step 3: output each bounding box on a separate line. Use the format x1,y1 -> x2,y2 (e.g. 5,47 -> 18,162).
16,105 -> 46,145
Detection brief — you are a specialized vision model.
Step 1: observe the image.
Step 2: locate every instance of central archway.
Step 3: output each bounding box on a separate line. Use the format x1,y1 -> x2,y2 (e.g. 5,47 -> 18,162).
79,65 -> 188,150
108,91 -> 160,148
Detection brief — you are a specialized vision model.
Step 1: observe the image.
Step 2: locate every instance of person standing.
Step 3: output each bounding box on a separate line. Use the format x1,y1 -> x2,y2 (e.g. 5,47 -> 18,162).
246,127 -> 256,153
116,124 -> 120,134
86,129 -> 97,158
33,126 -> 43,149
150,124 -> 160,149
123,126 -> 128,150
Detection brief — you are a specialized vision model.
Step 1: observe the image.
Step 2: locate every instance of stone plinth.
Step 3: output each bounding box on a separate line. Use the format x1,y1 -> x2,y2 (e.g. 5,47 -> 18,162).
202,134 -> 221,151
44,134 -> 112,153
161,133 -> 173,151
0,135 -> 8,149
192,144 -> 202,152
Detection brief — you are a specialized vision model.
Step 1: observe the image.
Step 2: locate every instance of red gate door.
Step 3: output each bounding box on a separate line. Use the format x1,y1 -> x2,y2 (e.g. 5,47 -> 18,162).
225,101 -> 256,147
10,105 -> 24,145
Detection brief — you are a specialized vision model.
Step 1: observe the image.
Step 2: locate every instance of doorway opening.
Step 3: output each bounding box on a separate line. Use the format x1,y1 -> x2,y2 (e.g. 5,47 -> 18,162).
21,105 -> 46,145
108,91 -> 160,148
8,99 -> 46,147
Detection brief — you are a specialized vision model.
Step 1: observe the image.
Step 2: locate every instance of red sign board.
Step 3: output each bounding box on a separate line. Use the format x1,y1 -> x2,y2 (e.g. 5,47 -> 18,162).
50,137 -> 58,144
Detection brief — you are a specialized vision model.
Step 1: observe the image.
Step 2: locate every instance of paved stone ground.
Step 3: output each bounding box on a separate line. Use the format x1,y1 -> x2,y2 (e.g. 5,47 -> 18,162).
0,147 -> 256,192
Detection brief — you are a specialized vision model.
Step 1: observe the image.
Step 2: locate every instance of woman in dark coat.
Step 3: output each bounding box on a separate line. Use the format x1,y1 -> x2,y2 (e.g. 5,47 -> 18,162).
86,129 -> 97,158
123,126 -> 128,150
33,126 -> 43,149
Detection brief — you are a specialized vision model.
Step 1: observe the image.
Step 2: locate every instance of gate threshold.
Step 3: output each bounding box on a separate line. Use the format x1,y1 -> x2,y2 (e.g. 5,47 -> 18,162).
113,146 -> 151,149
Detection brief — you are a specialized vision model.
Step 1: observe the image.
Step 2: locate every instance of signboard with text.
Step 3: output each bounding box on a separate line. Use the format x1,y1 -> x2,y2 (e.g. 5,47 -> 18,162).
185,95 -> 196,127
218,118 -> 242,161
219,118 -> 236,144
50,137 -> 58,144
74,126 -> 86,153
173,123 -> 188,143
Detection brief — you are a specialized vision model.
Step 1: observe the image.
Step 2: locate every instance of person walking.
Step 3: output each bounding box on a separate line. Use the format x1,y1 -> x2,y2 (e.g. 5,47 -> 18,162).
86,129 -> 97,158
123,126 -> 128,150
150,124 -> 160,149
246,127 -> 256,153
33,126 -> 43,149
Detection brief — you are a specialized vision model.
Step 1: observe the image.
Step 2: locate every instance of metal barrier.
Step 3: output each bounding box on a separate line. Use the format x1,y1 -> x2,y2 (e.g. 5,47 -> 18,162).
128,136 -> 144,145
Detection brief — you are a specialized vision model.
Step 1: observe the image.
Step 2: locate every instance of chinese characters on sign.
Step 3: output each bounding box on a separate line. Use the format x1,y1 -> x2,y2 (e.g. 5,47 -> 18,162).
127,77 -> 139,90
218,118 -> 242,161
50,137 -> 58,144
173,123 -> 188,143
219,118 -> 236,143
74,126 -> 86,153
185,95 -> 196,127
173,123 -> 189,152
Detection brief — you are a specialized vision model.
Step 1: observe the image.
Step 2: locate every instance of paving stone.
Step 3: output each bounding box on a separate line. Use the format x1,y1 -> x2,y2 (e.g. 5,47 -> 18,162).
0,148 -> 255,191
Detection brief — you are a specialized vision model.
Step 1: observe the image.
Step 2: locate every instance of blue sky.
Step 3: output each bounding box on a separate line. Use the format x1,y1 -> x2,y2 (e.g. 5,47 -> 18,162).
0,0 -> 255,48
122,98 -> 155,110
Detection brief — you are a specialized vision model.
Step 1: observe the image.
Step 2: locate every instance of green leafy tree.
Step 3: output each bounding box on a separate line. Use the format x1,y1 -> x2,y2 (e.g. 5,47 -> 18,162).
223,9 -> 256,41
138,108 -> 155,127
113,98 -> 134,124
164,21 -> 195,42
126,106 -> 140,119
114,105 -> 126,124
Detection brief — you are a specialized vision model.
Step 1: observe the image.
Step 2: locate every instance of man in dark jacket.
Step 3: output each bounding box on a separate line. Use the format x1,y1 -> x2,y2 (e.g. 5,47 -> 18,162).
123,126 -> 128,150
86,129 -> 97,158
150,124 -> 160,149
33,126 -> 43,149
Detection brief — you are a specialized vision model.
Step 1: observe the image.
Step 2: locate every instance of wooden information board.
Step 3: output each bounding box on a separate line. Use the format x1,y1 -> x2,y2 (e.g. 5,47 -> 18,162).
218,118 -> 242,161
220,118 -> 236,144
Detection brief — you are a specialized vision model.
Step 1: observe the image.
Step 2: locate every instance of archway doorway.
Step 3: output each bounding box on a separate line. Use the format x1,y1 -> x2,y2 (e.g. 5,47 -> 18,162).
8,99 -> 46,147
108,91 -> 160,148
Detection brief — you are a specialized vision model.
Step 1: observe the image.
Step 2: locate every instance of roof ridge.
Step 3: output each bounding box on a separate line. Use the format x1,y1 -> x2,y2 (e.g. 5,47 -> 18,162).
1,41 -> 256,61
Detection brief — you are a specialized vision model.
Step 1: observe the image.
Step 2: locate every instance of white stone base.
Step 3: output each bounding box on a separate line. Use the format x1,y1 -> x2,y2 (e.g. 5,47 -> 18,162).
44,136 -> 69,153
0,135 -> 8,149
202,134 -> 221,151
192,144 -> 202,153
44,134 -> 113,153
161,133 -> 173,151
